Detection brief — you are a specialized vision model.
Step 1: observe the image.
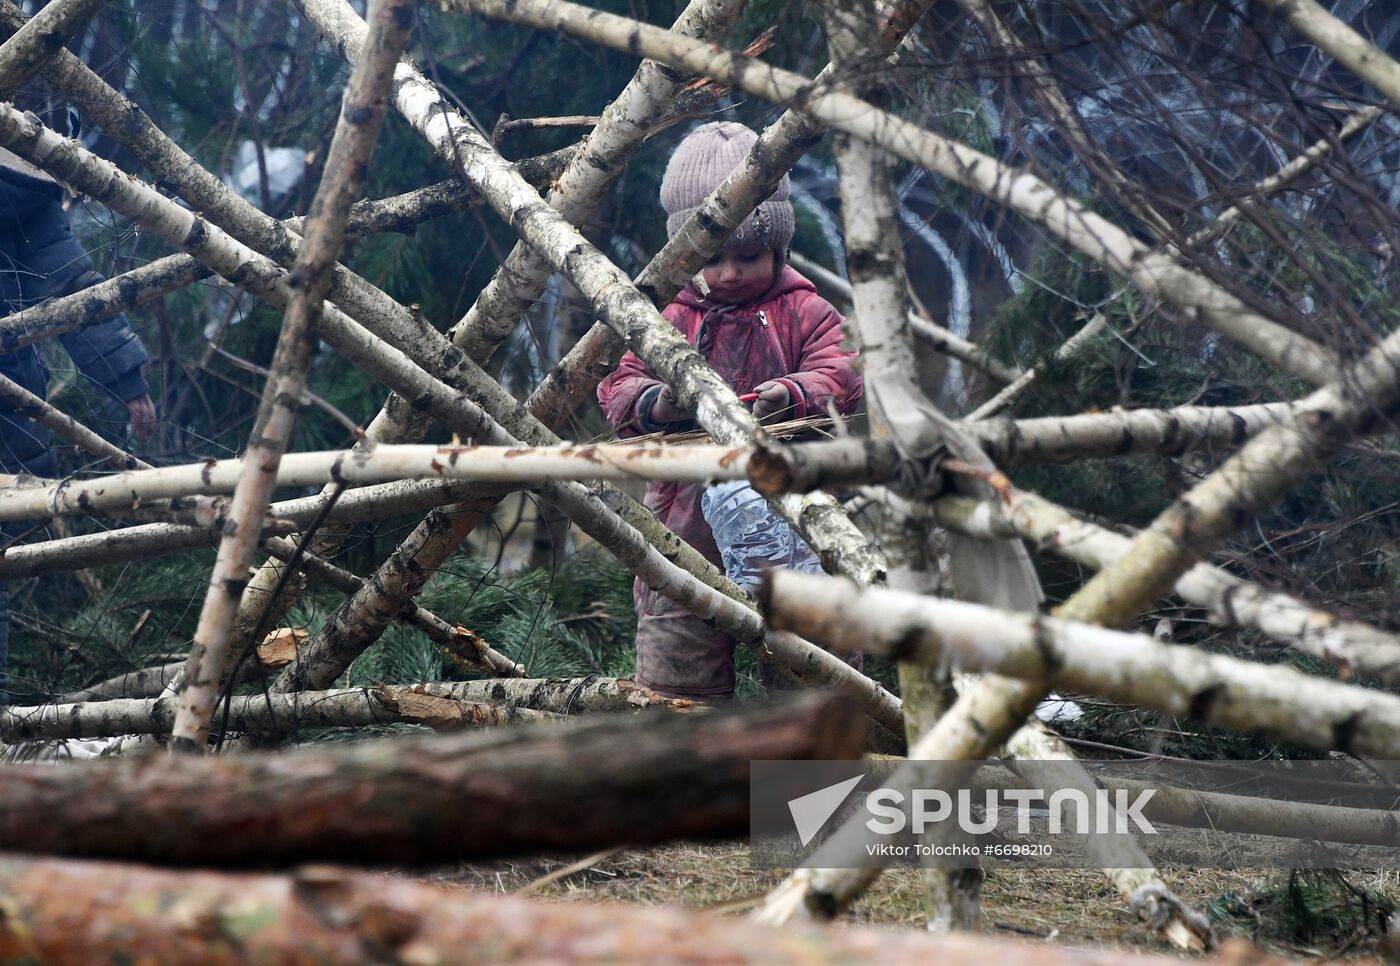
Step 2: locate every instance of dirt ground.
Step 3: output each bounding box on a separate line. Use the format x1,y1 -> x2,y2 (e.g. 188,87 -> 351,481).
428,842 -> 1398,961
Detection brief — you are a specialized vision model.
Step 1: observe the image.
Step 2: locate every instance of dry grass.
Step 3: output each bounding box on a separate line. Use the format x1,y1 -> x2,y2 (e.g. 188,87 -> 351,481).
426,843 -> 1395,961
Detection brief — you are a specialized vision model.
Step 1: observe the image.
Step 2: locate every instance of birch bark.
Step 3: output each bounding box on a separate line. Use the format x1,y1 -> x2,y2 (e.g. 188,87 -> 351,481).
763,570 -> 1400,759
819,0 -> 976,930
0,0 -> 106,99
931,489 -> 1400,685
1260,0 -> 1400,110
169,0 -> 412,754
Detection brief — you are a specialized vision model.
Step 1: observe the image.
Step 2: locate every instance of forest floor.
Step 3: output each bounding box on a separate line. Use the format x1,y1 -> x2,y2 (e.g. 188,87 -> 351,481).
433,842 -> 1398,961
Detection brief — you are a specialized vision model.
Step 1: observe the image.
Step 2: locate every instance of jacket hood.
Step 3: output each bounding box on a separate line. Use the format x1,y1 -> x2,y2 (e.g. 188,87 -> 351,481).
674,264 -> 817,312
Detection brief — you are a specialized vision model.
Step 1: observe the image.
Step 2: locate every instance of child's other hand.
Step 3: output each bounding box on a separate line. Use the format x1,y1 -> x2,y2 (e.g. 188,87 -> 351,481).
125,394 -> 158,440
750,381 -> 792,423
650,386 -> 689,423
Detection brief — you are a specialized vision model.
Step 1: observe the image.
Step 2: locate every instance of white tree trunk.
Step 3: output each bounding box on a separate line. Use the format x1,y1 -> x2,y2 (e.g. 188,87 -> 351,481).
0,443 -> 754,522
932,488 -> 1400,685
6,678 -> 700,741
1260,0 -> 1400,109
169,0 -> 413,754
764,569 -> 1400,761
820,0 -> 978,931
1,687 -> 554,742
0,0 -> 107,101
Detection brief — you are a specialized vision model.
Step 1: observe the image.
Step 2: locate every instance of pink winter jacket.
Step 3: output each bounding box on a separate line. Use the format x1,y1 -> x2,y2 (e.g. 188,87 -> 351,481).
597,265 -> 862,699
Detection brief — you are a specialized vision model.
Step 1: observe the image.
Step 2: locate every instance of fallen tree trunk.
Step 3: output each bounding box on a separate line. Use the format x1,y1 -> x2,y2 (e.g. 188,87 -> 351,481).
0,686 -> 555,742
0,692 -> 861,865
24,678 -> 688,738
0,477 -> 497,578
931,488 -> 1400,686
763,570 -> 1400,759
974,762 -> 1400,850
0,443 -> 750,522
0,855 -> 1298,965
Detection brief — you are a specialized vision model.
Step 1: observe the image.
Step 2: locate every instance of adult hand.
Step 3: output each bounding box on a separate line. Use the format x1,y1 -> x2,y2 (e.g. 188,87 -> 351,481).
125,393 -> 157,440
649,386 -> 688,424
750,381 -> 792,424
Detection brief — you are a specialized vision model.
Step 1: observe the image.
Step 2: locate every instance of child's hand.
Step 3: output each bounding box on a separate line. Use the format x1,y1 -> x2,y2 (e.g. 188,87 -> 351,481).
650,386 -> 689,424
750,382 -> 792,423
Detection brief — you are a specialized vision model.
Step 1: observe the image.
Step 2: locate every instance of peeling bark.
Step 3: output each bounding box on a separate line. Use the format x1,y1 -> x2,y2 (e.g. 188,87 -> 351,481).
0,856 -> 1296,965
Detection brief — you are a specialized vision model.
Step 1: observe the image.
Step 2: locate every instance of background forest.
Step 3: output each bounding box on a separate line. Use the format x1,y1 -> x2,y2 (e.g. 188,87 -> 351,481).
10,0 -> 1400,759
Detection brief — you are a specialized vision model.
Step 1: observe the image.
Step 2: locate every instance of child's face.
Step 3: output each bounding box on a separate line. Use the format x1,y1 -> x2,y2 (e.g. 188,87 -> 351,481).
701,241 -> 778,305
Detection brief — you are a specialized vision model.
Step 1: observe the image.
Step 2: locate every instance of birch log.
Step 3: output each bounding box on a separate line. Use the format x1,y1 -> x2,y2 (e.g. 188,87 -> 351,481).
0,0 -> 105,99
0,687 -> 552,742
0,692 -> 862,865
750,402 -> 1307,493
764,570 -> 1400,760
978,760 -> 1400,849
932,488 -> 1400,685
0,478 -> 493,578
0,857 -> 1297,966
170,0 -> 413,754
456,0 -> 1337,388
0,371 -> 142,472
0,444 -> 751,522
57,674 -> 677,713
820,0 -> 977,931
5,679 -> 693,741
1259,0 -> 1400,110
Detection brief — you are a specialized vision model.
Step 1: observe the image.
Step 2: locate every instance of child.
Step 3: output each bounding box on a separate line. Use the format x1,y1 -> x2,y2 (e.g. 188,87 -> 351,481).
598,121 -> 862,701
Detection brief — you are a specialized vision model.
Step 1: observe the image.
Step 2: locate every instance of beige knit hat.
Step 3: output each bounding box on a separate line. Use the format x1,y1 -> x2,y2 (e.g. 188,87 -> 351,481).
660,121 -> 795,253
